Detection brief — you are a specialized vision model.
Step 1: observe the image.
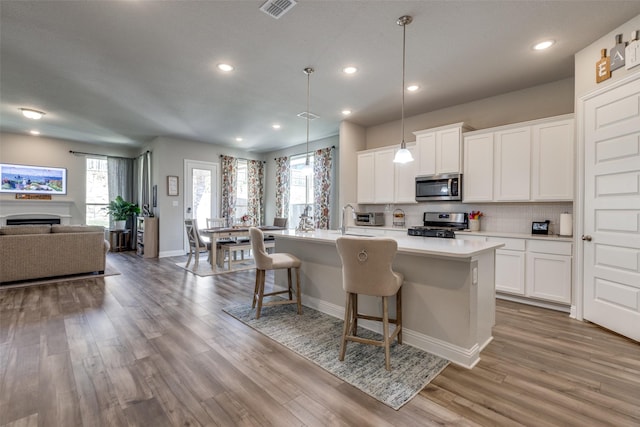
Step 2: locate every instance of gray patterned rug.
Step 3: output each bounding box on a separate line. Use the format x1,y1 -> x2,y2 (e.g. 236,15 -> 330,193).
223,302 -> 449,410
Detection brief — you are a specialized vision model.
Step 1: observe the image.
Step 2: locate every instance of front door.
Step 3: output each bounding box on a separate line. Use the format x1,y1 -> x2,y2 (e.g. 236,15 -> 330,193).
184,160 -> 219,252
582,73 -> 640,342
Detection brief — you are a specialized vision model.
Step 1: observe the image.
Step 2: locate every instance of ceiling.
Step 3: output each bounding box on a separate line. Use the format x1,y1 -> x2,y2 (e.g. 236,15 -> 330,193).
2,1 -> 640,153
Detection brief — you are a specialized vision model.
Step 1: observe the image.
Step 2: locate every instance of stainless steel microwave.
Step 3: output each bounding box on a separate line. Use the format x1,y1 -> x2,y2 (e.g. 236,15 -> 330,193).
415,173 -> 462,202
355,212 -> 384,226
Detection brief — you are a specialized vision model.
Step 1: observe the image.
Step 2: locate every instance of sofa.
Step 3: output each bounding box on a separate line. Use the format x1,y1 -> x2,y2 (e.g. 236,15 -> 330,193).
0,224 -> 110,283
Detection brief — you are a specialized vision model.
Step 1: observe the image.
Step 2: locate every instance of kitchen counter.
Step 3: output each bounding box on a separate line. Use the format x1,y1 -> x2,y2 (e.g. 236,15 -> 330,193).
270,229 -> 503,368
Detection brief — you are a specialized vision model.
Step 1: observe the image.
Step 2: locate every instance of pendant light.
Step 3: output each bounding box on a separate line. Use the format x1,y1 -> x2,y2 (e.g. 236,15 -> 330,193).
301,67 -> 314,176
393,15 -> 414,164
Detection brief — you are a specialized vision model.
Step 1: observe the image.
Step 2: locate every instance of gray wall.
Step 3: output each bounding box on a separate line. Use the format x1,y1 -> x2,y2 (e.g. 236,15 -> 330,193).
575,14 -> 640,100
0,132 -> 138,224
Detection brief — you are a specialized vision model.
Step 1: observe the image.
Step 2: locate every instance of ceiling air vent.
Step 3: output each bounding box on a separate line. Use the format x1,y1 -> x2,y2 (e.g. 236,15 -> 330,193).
259,0 -> 297,19
297,111 -> 319,120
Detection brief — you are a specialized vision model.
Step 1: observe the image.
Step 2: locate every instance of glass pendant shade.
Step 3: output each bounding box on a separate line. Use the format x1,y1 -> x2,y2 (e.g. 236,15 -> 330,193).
393,145 -> 413,164
393,15 -> 414,164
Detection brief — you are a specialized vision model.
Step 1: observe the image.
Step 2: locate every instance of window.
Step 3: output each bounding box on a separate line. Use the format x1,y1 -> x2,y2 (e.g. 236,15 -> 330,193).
235,159 -> 249,219
289,153 -> 314,225
86,158 -> 109,227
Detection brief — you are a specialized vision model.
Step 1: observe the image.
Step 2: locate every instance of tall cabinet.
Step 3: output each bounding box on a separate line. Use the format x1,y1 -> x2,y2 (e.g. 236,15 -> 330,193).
136,216 -> 158,258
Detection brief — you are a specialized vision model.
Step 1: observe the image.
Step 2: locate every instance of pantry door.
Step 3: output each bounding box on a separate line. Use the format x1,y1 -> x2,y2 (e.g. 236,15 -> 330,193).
581,73 -> 640,342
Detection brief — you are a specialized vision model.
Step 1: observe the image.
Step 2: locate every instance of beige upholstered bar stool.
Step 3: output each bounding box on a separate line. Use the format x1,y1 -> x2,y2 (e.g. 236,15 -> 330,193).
249,227 -> 302,319
335,236 -> 403,371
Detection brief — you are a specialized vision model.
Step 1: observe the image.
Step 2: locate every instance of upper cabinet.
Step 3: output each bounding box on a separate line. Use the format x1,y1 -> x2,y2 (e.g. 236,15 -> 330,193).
463,114 -> 575,203
414,123 -> 471,176
531,118 -> 574,201
357,145 -> 417,204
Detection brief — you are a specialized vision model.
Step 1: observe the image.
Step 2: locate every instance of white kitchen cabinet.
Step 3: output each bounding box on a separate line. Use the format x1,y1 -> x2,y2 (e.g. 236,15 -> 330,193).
463,133 -> 494,202
531,118 -> 574,201
374,149 -> 395,203
414,123 -> 468,176
494,127 -> 531,201
394,145 -> 418,203
489,237 -> 526,295
357,152 -> 375,203
463,114 -> 574,203
526,240 -> 572,304
357,146 -> 411,204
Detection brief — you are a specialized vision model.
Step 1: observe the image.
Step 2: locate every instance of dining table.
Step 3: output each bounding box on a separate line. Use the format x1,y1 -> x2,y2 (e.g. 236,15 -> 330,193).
199,225 -> 286,267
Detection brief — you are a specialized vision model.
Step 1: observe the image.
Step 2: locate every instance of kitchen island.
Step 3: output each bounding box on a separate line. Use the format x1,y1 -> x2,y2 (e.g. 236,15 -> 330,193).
269,229 -> 503,368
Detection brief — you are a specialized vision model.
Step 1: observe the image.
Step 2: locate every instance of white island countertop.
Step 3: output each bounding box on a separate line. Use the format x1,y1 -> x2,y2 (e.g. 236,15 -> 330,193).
268,229 -> 504,259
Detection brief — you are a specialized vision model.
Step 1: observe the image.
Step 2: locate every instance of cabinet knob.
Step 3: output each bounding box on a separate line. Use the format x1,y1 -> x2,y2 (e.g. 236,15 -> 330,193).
581,235 -> 592,242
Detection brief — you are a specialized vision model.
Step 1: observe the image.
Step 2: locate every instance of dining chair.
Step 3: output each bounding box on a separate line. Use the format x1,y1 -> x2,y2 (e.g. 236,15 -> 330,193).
184,219 -> 211,268
335,236 -> 403,371
249,227 -> 302,319
206,218 -> 226,228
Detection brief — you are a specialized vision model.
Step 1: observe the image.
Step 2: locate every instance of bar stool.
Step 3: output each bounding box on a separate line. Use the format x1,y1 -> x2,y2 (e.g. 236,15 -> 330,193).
249,227 -> 302,319
335,236 -> 403,371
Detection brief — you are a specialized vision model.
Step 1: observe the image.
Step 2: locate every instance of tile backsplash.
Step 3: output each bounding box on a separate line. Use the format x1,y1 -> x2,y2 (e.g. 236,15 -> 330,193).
360,202 -> 573,235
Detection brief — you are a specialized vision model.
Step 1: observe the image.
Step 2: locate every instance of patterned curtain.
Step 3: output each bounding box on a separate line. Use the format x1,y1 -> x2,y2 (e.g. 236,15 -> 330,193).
247,160 -> 264,226
107,156 -> 135,231
275,156 -> 290,219
221,155 -> 237,223
313,147 -> 333,229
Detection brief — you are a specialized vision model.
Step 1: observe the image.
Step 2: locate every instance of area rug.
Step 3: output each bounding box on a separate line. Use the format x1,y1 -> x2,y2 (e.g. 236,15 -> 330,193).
223,302 -> 450,410
175,259 -> 255,276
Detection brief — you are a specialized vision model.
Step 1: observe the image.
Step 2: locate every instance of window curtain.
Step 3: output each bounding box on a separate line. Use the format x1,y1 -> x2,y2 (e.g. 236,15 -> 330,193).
134,151 -> 152,213
107,156 -> 135,232
247,160 -> 264,226
313,147 -> 333,229
275,156 -> 290,220
221,155 -> 238,223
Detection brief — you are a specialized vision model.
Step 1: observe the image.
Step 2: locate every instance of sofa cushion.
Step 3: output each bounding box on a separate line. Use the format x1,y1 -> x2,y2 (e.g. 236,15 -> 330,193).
51,225 -> 105,233
0,224 -> 51,235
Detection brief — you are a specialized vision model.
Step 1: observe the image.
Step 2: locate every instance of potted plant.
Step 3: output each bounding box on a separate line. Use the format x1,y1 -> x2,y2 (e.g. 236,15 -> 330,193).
105,196 -> 141,230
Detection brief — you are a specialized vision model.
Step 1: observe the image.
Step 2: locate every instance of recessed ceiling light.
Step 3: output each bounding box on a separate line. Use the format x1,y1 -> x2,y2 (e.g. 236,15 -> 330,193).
272,124 -> 281,129
20,108 -> 45,119
235,137 -> 243,142
533,40 -> 555,51
342,109 -> 352,116
343,66 -> 358,74
217,63 -> 234,72
407,85 -> 419,92
29,130 -> 40,135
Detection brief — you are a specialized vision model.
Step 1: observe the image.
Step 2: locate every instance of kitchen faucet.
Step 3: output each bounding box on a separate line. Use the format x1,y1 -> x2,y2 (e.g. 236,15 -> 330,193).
341,204 -> 355,235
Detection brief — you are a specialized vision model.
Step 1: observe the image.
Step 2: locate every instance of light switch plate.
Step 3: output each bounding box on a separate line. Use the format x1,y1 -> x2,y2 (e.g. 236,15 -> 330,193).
172,200 -> 179,207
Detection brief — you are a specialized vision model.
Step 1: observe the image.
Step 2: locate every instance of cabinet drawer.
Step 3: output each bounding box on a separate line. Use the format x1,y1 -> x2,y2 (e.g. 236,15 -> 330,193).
527,240 -> 572,256
488,237 -> 525,251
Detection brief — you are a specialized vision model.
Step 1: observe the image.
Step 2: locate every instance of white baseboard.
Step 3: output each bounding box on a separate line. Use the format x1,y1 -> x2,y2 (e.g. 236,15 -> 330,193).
159,250 -> 185,258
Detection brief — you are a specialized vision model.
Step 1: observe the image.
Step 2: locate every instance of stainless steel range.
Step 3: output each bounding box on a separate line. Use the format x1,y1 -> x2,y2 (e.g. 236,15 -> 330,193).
407,212 -> 468,238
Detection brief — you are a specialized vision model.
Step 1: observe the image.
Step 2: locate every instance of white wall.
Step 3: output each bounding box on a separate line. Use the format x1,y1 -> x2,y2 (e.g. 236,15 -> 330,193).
0,132 -> 138,224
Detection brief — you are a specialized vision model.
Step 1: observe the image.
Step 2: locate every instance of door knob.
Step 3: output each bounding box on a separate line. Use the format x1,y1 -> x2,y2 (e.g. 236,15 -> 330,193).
582,235 -> 592,241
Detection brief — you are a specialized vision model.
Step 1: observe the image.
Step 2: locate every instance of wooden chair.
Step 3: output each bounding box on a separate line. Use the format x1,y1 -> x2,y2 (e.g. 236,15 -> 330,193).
184,219 -> 211,268
335,236 -> 403,371
249,227 -> 302,319
206,218 -> 226,228
273,217 -> 288,228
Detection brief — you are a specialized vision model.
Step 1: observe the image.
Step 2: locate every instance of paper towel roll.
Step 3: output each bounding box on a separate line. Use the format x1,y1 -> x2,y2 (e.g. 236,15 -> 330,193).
560,213 -> 573,236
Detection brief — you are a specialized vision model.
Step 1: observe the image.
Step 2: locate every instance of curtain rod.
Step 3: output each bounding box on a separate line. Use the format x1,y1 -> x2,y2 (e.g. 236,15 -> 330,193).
273,145 -> 335,160
219,155 -> 266,163
69,150 -> 149,160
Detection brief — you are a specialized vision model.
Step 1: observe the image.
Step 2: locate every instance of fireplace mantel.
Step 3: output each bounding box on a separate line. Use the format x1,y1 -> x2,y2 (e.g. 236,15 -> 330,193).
0,199 -> 75,225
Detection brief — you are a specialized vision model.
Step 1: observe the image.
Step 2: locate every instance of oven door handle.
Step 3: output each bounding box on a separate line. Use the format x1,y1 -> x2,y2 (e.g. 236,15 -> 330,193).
447,179 -> 453,196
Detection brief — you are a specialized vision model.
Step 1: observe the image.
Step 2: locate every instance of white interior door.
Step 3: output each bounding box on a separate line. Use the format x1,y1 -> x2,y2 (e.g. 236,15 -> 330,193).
184,160 -> 219,250
582,73 -> 640,342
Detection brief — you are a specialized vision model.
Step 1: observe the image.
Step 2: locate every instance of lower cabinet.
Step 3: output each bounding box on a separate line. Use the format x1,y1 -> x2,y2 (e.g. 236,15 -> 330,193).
477,235 -> 572,306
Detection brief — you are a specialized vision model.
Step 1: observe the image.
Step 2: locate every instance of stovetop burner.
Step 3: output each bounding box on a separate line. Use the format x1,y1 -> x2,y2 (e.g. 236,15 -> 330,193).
407,212 -> 468,238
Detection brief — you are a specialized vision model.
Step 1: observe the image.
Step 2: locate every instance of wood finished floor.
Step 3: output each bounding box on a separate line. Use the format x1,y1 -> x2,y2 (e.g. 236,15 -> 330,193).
1,252 -> 638,427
